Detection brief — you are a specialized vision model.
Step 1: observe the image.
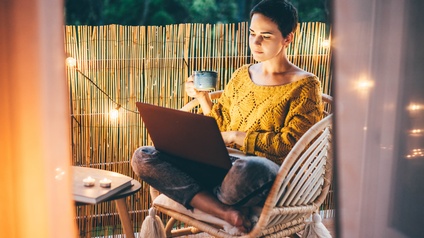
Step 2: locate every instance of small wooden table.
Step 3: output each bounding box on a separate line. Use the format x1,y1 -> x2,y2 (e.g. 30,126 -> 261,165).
73,166 -> 141,238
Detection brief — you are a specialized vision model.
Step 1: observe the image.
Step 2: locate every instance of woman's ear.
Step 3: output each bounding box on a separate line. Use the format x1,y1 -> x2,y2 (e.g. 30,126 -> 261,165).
284,32 -> 294,47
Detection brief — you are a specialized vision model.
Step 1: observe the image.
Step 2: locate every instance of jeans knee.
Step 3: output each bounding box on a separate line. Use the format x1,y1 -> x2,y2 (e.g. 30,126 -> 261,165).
131,146 -> 159,176
216,157 -> 279,206
232,157 -> 279,180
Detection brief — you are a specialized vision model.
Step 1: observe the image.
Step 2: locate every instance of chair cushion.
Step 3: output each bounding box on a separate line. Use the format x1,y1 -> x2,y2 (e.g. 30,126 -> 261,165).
153,194 -> 244,235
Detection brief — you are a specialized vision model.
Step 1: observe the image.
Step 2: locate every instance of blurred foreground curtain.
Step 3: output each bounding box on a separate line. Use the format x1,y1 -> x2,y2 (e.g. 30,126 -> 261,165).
0,0 -> 77,237
334,0 -> 424,237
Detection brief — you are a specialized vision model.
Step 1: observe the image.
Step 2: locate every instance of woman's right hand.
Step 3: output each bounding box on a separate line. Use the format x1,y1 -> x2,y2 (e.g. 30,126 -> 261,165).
185,74 -> 213,114
185,75 -> 208,99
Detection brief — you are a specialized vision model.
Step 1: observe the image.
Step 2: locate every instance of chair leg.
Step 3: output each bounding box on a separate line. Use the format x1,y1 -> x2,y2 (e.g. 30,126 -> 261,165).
164,217 -> 203,237
165,217 -> 178,237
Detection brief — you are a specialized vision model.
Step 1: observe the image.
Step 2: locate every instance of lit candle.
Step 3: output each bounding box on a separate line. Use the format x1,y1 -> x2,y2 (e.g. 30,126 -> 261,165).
99,178 -> 112,188
83,176 -> 95,187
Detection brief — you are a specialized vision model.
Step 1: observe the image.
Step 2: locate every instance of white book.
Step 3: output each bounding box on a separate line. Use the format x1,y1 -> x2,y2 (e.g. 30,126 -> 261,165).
73,166 -> 133,204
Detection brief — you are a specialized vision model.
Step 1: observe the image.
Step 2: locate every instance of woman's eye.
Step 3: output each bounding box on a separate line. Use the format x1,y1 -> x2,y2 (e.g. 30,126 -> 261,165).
262,35 -> 271,39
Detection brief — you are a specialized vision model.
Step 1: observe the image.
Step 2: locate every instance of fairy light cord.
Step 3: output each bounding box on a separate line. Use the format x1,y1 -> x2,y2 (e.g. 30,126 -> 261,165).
75,68 -> 133,113
67,57 -> 139,114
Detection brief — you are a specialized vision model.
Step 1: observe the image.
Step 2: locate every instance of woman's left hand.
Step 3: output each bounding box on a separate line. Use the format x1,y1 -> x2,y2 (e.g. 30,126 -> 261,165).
221,131 -> 246,147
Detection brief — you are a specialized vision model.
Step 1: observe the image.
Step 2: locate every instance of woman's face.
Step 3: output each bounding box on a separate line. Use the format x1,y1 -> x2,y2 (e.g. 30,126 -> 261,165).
249,13 -> 288,62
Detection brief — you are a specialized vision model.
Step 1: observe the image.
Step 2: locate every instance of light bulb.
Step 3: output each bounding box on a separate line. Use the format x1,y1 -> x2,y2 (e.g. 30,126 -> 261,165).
110,108 -> 119,120
321,39 -> 331,48
354,75 -> 374,91
357,80 -> 374,89
66,57 -> 77,68
407,103 -> 423,111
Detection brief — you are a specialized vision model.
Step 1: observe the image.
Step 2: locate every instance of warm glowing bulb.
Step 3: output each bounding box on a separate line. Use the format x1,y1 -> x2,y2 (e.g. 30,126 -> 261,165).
354,74 -> 375,93
66,57 -> 77,68
321,39 -> 331,48
410,129 -> 422,135
110,109 -> 119,119
406,148 -> 424,159
357,79 -> 374,89
407,103 -> 423,111
352,74 -> 375,97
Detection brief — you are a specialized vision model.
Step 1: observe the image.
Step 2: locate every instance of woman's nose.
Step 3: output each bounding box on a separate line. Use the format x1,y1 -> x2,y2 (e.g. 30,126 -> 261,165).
252,36 -> 262,45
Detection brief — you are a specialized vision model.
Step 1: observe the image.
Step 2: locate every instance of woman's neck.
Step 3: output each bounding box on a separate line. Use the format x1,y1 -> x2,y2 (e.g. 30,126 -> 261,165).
260,59 -> 295,74
249,58 -> 311,86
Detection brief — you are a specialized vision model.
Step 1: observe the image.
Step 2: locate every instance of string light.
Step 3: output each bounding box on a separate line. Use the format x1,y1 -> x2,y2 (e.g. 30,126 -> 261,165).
356,78 -> 374,90
353,74 -> 375,97
409,128 -> 423,136
109,105 -> 120,120
66,56 -> 139,118
407,103 -> 423,111
321,39 -> 331,48
405,148 -> 424,159
66,57 -> 77,68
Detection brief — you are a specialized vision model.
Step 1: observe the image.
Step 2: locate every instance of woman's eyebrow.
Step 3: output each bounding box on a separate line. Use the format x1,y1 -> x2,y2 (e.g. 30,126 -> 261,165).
249,28 -> 274,34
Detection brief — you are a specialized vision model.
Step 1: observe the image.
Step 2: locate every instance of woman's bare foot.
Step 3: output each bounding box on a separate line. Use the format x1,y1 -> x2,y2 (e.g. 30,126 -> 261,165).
190,191 -> 252,232
224,208 -> 251,232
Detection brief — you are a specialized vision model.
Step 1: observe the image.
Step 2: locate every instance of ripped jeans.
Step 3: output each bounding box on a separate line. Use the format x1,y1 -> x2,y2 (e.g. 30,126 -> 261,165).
131,146 -> 279,209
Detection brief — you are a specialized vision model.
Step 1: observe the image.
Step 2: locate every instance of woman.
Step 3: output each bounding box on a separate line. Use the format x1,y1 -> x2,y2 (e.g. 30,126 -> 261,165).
132,0 -> 323,232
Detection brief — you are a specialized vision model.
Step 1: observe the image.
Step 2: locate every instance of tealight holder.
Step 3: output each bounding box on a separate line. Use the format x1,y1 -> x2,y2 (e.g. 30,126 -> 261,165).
83,176 -> 95,187
99,178 -> 112,188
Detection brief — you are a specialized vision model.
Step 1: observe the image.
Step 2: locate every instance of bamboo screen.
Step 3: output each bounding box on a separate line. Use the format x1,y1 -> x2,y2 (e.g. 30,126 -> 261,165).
64,22 -> 332,237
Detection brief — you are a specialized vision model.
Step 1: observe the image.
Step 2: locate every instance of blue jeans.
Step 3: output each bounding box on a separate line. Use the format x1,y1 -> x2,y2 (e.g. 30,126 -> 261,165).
131,146 -> 279,209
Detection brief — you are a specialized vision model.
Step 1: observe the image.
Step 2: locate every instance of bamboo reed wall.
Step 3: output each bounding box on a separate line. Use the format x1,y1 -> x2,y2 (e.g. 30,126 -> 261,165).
64,22 -> 332,237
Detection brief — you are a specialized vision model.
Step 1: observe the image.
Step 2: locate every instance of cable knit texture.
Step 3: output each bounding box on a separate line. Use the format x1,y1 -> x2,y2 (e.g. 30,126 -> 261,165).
208,64 -> 323,165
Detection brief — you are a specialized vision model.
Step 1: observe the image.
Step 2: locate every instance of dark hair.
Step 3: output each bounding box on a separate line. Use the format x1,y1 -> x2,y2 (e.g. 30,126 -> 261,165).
250,0 -> 298,38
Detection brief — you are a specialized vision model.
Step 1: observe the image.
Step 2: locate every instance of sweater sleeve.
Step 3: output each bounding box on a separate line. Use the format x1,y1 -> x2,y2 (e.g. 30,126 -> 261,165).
244,80 -> 323,164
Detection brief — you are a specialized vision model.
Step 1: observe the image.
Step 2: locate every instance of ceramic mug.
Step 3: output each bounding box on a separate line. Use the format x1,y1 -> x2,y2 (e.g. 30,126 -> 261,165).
193,70 -> 218,91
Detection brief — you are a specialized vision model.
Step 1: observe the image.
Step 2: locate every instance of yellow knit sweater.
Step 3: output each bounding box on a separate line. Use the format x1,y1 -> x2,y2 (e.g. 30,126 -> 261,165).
208,64 -> 324,165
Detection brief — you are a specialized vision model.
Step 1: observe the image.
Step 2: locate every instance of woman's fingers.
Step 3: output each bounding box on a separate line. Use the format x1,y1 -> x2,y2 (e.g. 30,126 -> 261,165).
185,81 -> 197,97
186,75 -> 194,82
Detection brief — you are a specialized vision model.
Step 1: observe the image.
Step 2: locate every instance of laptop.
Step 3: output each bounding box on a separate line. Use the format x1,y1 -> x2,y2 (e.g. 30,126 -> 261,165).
136,102 -> 244,171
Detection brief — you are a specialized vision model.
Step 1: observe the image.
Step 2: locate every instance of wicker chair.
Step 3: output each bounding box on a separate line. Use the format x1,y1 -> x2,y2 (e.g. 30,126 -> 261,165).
148,90 -> 333,238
